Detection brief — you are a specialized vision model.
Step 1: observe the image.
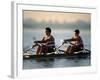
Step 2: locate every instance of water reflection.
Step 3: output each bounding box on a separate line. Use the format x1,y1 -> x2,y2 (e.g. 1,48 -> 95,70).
23,57 -> 90,69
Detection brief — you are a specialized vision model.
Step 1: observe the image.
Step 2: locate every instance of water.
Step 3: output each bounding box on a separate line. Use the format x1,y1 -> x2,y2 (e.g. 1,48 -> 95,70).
23,57 -> 90,69
23,29 -> 91,69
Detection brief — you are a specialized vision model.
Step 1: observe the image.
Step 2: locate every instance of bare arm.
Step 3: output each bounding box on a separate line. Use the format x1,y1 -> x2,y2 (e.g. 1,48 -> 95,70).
64,38 -> 77,43
64,36 -> 84,49
34,37 -> 50,43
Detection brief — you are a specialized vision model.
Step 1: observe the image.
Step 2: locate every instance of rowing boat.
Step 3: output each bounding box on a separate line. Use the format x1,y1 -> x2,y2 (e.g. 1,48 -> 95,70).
23,49 -> 91,59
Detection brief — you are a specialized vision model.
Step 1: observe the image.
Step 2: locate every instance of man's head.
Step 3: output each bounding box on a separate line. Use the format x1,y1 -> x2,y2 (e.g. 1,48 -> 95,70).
45,27 -> 51,36
74,29 -> 80,36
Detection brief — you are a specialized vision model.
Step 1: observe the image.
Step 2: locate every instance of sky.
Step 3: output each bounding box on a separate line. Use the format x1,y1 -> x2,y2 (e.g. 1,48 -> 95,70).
23,10 -> 91,24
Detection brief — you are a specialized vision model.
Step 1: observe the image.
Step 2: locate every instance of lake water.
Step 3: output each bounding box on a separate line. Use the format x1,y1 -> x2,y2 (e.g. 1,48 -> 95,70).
23,29 -> 91,69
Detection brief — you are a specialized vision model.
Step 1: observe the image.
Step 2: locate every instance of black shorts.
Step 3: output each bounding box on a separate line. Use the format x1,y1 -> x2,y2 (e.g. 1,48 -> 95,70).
71,45 -> 82,52
42,45 -> 55,53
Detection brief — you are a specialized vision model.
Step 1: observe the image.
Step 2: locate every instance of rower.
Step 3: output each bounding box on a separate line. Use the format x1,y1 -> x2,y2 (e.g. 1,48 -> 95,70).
63,29 -> 84,54
32,27 -> 55,55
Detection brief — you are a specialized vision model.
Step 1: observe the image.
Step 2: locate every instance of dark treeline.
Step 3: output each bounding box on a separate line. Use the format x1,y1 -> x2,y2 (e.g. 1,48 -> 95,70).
23,18 -> 90,30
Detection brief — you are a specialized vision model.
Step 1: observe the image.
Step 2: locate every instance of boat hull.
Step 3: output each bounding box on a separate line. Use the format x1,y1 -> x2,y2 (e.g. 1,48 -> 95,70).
23,52 -> 90,59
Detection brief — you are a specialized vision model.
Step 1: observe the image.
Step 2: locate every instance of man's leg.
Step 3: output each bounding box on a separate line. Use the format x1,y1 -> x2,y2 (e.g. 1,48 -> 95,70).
65,46 -> 71,54
36,46 -> 42,55
68,46 -> 75,54
40,45 -> 48,55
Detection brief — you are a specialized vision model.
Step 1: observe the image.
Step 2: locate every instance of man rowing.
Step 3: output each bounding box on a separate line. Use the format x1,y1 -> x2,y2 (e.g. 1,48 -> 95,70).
63,29 -> 84,54
32,27 -> 55,55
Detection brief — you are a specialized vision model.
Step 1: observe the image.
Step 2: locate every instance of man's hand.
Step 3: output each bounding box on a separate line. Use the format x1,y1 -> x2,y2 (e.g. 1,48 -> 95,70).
34,41 -> 38,43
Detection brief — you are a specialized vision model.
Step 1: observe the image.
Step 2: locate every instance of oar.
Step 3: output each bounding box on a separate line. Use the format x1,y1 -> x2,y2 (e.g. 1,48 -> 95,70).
23,47 -> 32,53
24,36 -> 37,52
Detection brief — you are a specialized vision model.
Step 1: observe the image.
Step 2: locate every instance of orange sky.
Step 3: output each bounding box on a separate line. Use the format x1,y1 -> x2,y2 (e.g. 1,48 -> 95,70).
23,11 -> 91,23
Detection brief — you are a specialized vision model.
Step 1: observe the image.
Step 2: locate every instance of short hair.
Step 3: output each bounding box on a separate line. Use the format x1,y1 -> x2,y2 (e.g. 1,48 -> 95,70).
45,27 -> 51,33
74,29 -> 80,34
